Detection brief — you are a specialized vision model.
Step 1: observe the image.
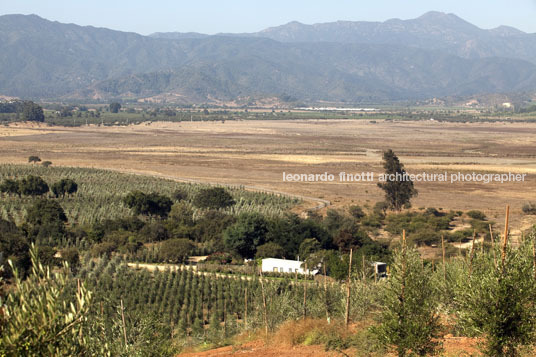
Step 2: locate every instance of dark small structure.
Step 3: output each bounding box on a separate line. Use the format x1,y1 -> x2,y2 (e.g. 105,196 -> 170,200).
372,261 -> 388,278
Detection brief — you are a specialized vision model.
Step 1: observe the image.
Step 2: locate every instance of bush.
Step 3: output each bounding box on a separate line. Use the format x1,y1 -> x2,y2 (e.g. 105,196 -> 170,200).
522,202 -> 536,215
204,252 -> 233,264
454,238 -> 536,356
91,242 -> 117,258
466,210 -> 487,220
159,238 -> 195,263
348,205 -> 365,219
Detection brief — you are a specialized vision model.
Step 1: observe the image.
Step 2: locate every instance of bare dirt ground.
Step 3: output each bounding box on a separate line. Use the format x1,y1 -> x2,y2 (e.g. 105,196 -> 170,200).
178,336 -> 480,356
1,119 -> 535,234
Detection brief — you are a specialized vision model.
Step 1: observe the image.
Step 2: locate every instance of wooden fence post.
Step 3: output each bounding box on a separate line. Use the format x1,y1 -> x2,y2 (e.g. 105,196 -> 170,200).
345,248 -> 353,327
501,205 -> 510,268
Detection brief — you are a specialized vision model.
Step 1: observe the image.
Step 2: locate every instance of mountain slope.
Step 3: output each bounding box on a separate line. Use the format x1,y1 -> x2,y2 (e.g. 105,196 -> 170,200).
1,13 -> 536,103
90,41 -> 536,102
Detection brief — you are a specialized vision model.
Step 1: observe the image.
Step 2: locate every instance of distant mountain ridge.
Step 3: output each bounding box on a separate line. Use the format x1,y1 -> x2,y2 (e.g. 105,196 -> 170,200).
155,12 -> 536,64
1,12 -> 536,103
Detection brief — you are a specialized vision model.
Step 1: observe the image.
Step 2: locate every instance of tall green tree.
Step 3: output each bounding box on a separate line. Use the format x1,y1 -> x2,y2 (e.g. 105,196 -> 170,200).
21,101 -> 45,122
223,213 -> 268,258
372,246 -> 441,356
109,102 -> 121,113
377,149 -> 417,211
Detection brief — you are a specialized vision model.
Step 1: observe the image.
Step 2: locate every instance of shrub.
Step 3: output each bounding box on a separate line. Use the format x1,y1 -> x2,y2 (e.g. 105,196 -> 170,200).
159,238 -> 195,263
466,210 -> 486,220
204,252 -> 233,264
91,242 -> 117,258
522,202 -> 536,215
28,155 -> 41,163
454,238 -> 536,356
349,205 -> 365,219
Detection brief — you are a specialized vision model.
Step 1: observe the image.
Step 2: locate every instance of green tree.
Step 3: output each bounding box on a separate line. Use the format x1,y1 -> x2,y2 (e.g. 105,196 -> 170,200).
332,221 -> 371,251
159,239 -> 195,263
109,102 -> 122,113
167,202 -> 196,238
298,238 -> 321,261
0,219 -> 30,278
455,238 -> 536,356
193,187 -> 235,209
0,179 -> 21,197
255,242 -> 285,258
25,199 -> 67,242
51,178 -> 78,198
377,149 -> 417,211
28,155 -> 41,164
19,175 -> 49,196
123,191 -> 173,218
372,246 -> 441,356
223,213 -> 268,258
21,101 -> 45,122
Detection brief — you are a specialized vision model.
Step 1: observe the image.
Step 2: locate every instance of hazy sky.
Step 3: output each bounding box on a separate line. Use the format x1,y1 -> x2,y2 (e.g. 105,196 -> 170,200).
2,0 -> 536,35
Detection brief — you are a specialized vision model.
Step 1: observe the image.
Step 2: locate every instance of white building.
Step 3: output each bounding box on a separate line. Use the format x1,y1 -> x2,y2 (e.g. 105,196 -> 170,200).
261,258 -> 318,275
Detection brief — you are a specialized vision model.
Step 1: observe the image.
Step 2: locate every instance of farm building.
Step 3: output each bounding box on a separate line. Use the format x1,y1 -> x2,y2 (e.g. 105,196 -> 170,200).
261,258 -> 318,275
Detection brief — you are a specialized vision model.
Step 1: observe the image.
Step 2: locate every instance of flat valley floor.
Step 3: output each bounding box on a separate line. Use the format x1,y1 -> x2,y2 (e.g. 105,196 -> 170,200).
1,119 -> 535,235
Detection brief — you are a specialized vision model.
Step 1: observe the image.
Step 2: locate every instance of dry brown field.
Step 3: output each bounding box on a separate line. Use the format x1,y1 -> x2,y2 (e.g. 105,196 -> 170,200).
1,119 -> 535,235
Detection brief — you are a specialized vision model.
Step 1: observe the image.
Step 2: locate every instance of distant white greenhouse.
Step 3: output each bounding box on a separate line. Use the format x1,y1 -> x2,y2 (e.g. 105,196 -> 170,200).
261,258 -> 318,275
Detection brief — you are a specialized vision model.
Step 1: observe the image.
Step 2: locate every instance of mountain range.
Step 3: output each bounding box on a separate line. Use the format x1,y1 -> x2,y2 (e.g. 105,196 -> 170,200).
1,12 -> 536,104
